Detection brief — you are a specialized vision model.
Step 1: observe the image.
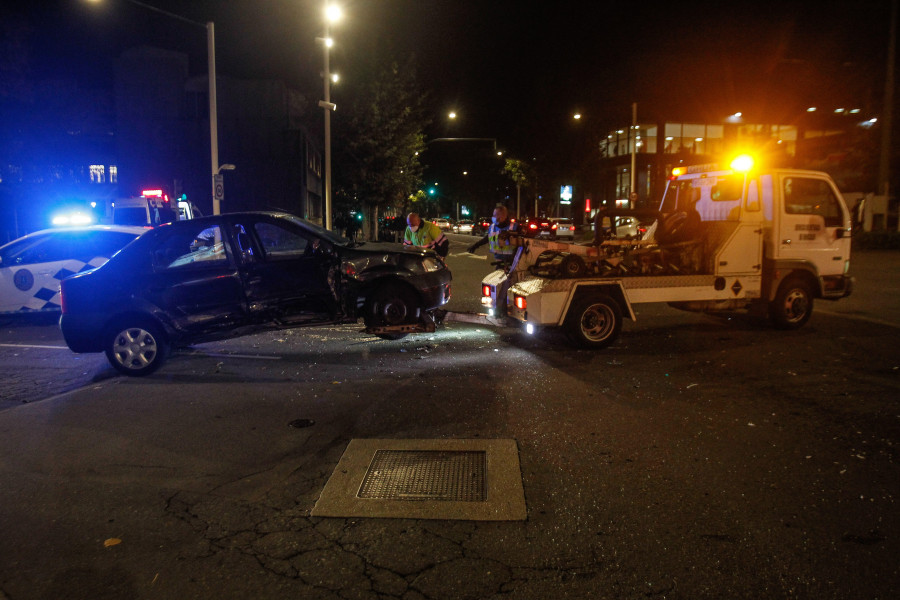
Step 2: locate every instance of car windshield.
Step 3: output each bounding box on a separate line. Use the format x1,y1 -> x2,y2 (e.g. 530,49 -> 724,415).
282,215 -> 351,246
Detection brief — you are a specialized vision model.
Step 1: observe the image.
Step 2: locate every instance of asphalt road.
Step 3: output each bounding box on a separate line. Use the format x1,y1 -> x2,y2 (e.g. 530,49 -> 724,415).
0,239 -> 898,599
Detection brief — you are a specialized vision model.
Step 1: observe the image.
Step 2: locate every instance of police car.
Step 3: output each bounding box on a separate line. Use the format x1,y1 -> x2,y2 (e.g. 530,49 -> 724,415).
0,225 -> 147,314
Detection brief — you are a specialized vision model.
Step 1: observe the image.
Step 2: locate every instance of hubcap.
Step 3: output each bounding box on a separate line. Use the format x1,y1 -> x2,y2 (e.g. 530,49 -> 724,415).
580,304 -> 614,341
380,299 -> 409,325
112,327 -> 158,370
784,289 -> 809,322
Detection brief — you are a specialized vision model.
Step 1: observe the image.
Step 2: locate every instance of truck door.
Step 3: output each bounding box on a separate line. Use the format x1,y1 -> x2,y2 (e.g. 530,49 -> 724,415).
774,173 -> 851,278
712,175 -> 764,276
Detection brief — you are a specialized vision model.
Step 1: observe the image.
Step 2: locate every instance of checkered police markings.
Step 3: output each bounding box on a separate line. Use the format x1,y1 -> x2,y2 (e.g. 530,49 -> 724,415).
2,256 -> 110,313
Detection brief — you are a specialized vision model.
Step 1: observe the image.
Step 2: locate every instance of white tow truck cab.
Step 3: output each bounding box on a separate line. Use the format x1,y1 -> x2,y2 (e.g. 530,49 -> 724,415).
481,155 -> 854,348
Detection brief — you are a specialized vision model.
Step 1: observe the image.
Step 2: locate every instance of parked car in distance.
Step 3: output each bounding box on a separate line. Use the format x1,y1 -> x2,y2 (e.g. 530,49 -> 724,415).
433,218 -> 452,231
549,218 -> 576,239
0,225 -> 147,314
614,216 -> 649,240
59,212 -> 452,376
471,217 -> 491,235
453,220 -> 474,234
523,217 -> 554,238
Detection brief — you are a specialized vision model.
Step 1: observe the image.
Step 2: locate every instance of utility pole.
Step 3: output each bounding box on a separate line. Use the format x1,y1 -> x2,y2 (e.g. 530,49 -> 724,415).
878,0 -> 897,205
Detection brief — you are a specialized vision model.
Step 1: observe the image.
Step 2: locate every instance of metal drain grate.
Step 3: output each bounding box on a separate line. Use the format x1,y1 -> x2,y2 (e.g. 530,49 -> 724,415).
357,450 -> 486,502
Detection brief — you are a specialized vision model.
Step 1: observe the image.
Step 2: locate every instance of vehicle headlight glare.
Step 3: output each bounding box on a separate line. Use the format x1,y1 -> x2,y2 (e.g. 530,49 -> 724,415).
525,323 -> 535,335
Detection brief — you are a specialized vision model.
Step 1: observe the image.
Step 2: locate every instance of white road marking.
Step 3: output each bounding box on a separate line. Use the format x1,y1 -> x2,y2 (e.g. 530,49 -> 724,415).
0,343 -> 68,350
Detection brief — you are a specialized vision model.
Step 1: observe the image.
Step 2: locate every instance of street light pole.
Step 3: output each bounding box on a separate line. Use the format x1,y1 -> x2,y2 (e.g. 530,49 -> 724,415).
322,31 -> 333,231
207,21 -> 222,215
318,5 -> 342,231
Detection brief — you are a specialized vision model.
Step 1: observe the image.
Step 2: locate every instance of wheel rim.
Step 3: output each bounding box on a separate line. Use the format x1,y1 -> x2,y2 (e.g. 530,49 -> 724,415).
781,288 -> 810,323
580,303 -> 615,341
379,297 -> 410,326
112,327 -> 159,370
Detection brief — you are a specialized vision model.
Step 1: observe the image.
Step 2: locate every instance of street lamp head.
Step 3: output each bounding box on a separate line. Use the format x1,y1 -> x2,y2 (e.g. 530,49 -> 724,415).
325,4 -> 343,23
448,111 -> 457,120
217,164 -> 236,173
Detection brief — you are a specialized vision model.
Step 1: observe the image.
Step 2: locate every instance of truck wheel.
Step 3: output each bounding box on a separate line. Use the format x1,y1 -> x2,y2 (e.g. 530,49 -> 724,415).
365,283 -> 420,340
561,254 -> 587,278
564,294 -> 622,349
769,278 -> 814,330
105,319 -> 169,376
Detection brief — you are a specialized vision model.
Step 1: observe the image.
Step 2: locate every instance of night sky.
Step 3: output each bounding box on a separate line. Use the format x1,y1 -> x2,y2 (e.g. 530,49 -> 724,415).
3,0 -> 895,159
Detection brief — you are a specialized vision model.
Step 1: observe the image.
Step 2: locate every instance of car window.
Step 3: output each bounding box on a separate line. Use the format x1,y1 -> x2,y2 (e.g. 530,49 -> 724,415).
0,233 -> 54,266
73,231 -> 140,260
253,222 -> 310,259
153,224 -> 229,269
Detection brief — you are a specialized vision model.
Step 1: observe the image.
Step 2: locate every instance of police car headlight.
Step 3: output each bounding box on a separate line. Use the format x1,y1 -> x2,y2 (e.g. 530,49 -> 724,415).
421,257 -> 442,272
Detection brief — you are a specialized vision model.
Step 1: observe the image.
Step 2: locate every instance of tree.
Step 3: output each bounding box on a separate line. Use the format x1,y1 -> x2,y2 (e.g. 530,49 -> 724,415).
332,56 -> 429,240
502,158 -> 534,219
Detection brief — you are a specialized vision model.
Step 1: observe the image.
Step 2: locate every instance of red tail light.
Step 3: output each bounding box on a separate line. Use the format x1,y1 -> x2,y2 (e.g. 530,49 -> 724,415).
515,296 -> 527,310
529,222 -> 538,230
482,284 -> 491,297
551,223 -> 558,230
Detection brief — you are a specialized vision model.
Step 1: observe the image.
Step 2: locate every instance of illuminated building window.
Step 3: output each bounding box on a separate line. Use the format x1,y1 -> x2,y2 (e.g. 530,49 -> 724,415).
90,165 -> 105,184
109,165 -> 118,183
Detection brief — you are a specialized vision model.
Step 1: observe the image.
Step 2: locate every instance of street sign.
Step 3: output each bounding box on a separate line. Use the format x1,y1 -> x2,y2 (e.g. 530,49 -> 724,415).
214,174 -> 224,203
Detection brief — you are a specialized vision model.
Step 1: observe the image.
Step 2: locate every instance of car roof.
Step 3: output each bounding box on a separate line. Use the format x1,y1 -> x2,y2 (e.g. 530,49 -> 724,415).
0,224 -> 149,249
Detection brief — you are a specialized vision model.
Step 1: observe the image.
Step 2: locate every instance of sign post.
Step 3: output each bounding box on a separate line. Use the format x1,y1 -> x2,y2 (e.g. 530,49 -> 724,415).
213,173 -> 224,211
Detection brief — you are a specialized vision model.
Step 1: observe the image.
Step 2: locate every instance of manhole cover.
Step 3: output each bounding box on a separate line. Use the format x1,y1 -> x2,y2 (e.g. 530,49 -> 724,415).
358,450 -> 486,502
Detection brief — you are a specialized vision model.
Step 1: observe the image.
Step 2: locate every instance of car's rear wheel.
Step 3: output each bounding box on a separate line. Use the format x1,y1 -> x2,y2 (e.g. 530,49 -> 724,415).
105,319 -> 169,376
364,283 -> 421,340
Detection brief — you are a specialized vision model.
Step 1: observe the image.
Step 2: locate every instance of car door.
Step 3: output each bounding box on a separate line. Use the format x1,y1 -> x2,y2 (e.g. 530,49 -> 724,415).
232,217 -> 339,323
141,221 -> 249,334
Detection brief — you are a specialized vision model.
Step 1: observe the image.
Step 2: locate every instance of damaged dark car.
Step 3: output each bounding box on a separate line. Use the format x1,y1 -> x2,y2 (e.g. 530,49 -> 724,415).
59,212 -> 452,376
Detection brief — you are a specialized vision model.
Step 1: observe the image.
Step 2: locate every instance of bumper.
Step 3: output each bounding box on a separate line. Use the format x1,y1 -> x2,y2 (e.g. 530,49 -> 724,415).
821,274 -> 854,300
417,270 -> 452,310
59,313 -> 107,353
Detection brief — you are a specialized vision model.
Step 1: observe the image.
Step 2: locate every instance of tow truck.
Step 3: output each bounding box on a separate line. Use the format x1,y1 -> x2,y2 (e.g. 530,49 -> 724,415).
480,155 -> 854,348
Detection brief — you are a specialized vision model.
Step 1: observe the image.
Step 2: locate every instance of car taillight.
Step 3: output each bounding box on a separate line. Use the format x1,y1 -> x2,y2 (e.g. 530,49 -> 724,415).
515,296 -> 526,310
482,284 -> 491,297
529,223 -> 537,230
551,223 -> 558,230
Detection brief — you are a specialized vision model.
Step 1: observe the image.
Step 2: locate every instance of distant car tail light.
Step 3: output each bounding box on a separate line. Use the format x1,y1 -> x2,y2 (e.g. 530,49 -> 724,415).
482,284 -> 491,297
515,295 -> 526,310
551,223 -> 558,230
568,225 -> 575,231
529,222 -> 538,230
